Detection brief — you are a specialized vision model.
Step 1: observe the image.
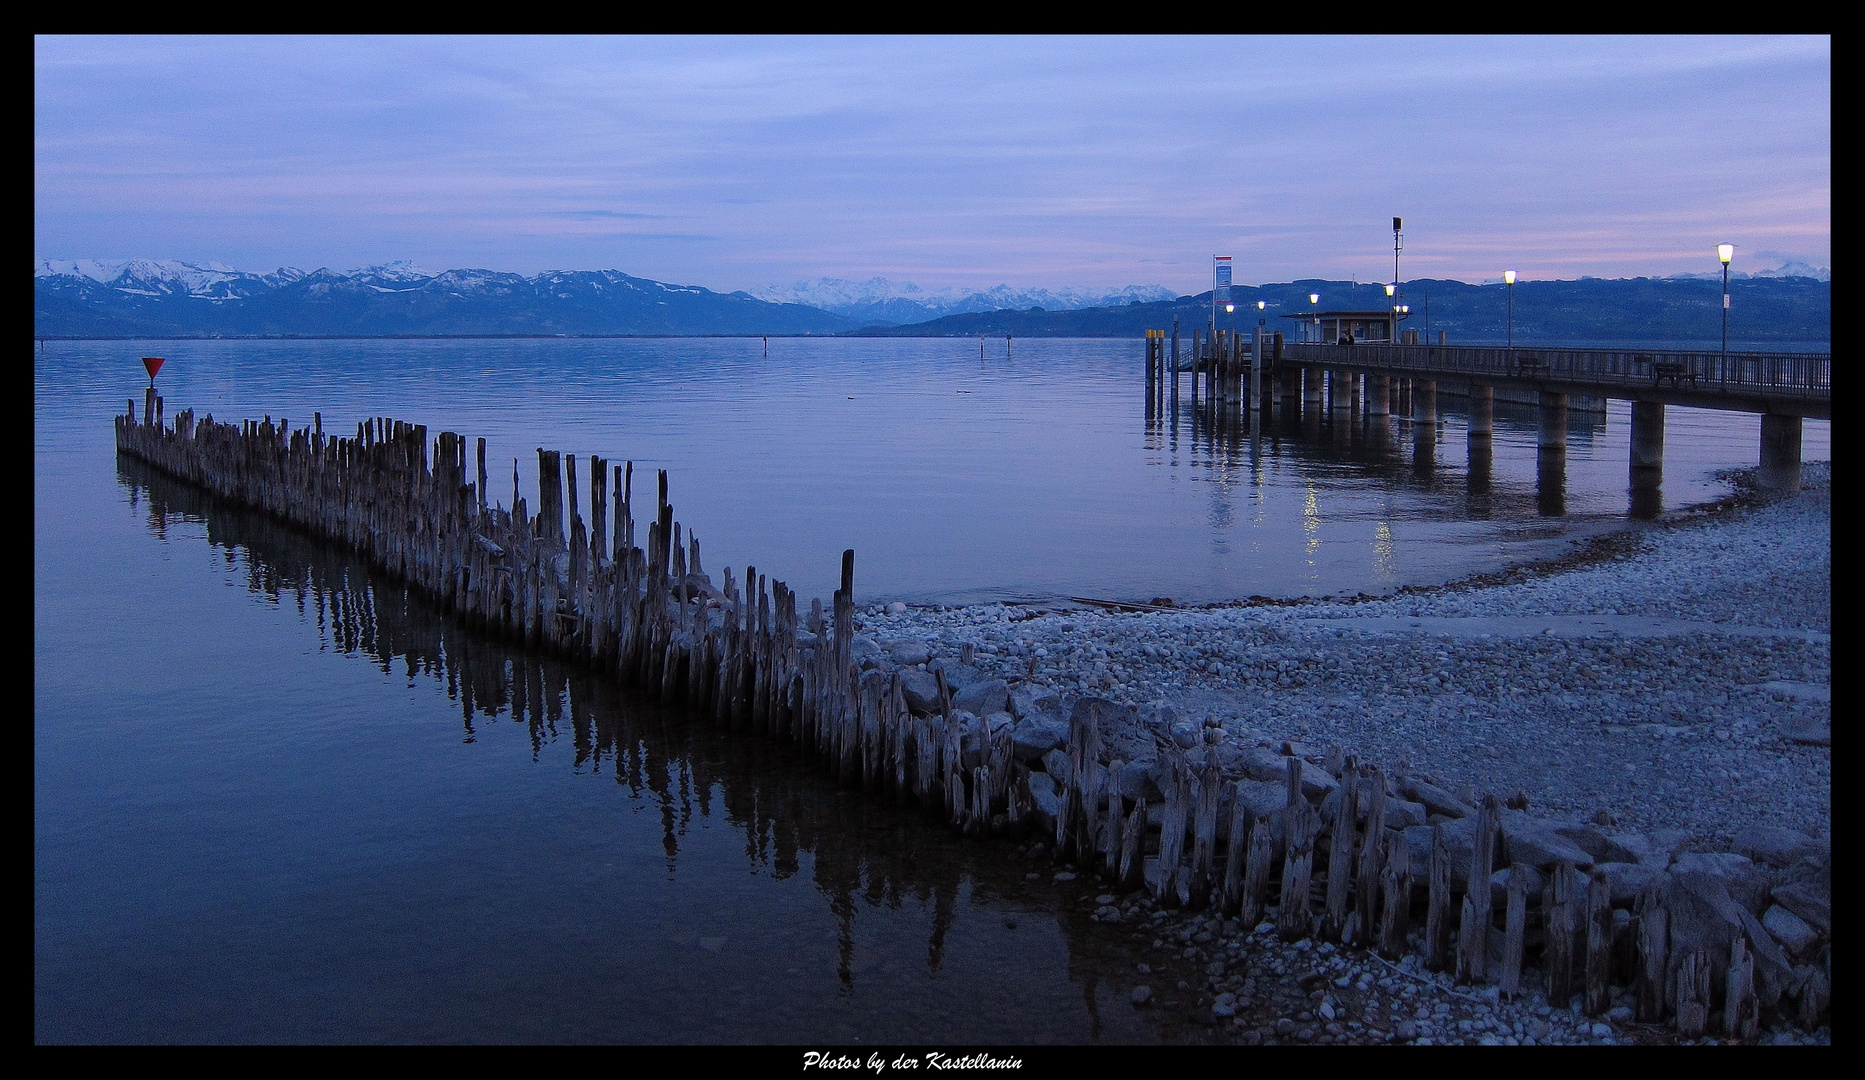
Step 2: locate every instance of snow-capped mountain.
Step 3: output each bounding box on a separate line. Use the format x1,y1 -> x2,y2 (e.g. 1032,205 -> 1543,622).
1667,260 -> 1830,282
34,260 -> 857,337
751,276 -> 1178,325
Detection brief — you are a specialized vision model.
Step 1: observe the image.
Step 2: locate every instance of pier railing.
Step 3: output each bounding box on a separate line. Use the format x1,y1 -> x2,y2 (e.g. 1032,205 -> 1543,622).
1283,343 -> 1830,405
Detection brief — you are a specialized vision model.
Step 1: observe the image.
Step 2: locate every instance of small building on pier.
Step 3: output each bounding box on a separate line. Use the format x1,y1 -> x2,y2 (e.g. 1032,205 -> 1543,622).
1282,309 -> 1414,346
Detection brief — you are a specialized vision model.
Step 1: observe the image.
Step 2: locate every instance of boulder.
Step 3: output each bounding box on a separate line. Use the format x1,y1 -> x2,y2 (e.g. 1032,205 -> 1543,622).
1733,825 -> 1827,869
1040,748 -> 1073,787
1012,717 -> 1068,763
1232,779 -> 1289,821
898,668 -> 943,716
1384,800 -> 1428,830
1009,685 -> 1061,720
1239,747 -> 1340,800
1490,865 -> 1544,908
1551,825 -> 1641,865
1596,861 -> 1659,906
1405,818 -> 1484,888
1498,810 -> 1597,871
1169,721 -> 1202,750
850,636 -> 882,661
1771,858 -> 1830,935
1399,777 -> 1475,819
1672,852 -> 1773,915
1071,696 -> 1138,739
884,639 -> 932,666
1600,829 -> 1690,870
1104,761 -> 1157,803
953,677 -> 1010,717
1762,905 -> 1820,957
1665,870 -> 1794,1008
1027,770 -> 1062,834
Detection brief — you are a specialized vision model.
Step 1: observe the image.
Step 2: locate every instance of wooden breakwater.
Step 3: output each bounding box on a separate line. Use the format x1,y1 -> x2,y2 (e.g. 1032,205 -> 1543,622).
116,389 -> 1825,1039
115,388 -> 1040,826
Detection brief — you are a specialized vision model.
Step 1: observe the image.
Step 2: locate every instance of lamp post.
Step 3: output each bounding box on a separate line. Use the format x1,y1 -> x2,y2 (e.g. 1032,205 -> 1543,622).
1309,292 -> 1319,343
1718,243 -> 1734,382
1385,282 -> 1397,344
1503,269 -> 1517,350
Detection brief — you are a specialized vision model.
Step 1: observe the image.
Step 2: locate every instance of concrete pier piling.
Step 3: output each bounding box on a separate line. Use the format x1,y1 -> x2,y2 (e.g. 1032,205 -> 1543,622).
1538,391 -> 1569,517
1367,374 -> 1390,418
1468,383 -> 1494,442
1411,379 -> 1437,474
1760,414 -> 1803,493
1630,401 -> 1665,519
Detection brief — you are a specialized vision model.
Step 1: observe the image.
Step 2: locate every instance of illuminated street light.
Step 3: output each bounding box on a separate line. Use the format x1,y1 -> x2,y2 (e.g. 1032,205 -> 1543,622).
1503,269 -> 1517,350
1719,243 -> 1735,378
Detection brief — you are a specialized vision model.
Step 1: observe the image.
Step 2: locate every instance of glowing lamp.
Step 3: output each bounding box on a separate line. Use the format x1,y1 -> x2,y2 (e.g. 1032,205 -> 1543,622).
1718,243 -> 1735,265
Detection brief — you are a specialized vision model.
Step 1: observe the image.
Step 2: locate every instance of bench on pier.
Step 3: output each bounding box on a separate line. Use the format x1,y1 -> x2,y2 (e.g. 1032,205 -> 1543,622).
1647,358 -> 1697,389
1514,353 -> 1548,377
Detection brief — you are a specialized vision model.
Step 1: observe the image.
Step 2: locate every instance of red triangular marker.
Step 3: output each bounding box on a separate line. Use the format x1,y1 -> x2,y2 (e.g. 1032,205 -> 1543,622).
142,357 -> 165,380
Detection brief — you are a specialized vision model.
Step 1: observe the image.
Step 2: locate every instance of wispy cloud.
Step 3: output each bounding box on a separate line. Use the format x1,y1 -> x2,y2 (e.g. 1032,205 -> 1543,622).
35,35 -> 1829,294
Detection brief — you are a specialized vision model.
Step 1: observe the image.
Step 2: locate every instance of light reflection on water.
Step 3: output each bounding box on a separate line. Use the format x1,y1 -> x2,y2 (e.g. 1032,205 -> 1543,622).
31,338 -> 1830,607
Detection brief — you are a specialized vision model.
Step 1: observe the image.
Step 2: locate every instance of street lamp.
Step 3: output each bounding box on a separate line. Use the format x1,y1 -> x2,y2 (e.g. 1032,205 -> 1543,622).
1310,292 -> 1320,343
1385,282 -> 1397,344
1503,269 -> 1517,350
1718,243 -> 1735,379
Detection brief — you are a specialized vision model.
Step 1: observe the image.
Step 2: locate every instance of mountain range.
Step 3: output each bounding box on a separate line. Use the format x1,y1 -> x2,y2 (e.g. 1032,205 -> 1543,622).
34,260 -> 854,337
850,276 -> 1830,345
749,277 -> 1177,325
35,259 -> 1830,344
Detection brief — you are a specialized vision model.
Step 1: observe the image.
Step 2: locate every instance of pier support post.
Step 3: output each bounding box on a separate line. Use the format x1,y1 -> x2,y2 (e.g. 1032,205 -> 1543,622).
1368,374 -> 1390,418
1759,414 -> 1803,493
1170,332 -> 1181,406
1537,391 -> 1568,516
1249,327 -> 1263,432
1468,382 -> 1494,442
1412,379 -> 1437,473
1630,401 -> 1665,519
1304,366 -> 1324,411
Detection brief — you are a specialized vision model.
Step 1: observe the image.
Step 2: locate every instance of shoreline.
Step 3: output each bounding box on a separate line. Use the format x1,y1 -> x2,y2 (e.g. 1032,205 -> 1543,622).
849,464 -> 1828,1046
855,462 -> 1829,844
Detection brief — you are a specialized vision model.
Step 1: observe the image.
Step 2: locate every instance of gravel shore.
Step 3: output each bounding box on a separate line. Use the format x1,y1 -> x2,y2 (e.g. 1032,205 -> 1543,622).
857,462 -> 1830,848
857,463 -> 1829,1046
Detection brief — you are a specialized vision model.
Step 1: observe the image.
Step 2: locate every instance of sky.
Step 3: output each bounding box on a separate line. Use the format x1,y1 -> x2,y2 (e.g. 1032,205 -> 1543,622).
34,35 -> 1830,295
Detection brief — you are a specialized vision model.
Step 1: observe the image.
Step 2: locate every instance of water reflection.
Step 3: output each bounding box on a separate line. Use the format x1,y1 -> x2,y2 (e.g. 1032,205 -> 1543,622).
114,457 -> 1177,1043
1141,377 -> 1580,527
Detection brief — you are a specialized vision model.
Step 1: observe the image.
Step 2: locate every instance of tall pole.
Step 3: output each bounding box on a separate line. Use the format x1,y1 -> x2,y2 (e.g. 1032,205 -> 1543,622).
1506,280 -> 1514,350
1721,260 -> 1730,377
1717,244 -> 1734,387
1393,217 -> 1403,344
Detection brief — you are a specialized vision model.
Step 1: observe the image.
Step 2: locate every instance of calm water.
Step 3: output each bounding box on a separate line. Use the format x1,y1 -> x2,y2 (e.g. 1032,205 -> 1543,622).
34,338 -> 1828,1043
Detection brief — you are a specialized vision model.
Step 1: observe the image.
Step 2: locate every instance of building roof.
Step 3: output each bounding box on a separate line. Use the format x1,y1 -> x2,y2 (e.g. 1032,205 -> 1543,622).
1280,310 -> 1400,319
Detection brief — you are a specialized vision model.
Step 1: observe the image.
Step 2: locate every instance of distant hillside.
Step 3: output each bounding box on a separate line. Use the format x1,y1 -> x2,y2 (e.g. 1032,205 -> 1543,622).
34,260 -> 856,337
751,276 -> 1177,325
849,276 -> 1831,345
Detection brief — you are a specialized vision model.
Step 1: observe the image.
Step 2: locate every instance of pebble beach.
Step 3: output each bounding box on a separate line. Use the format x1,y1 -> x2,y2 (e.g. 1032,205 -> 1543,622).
852,462 -> 1830,1045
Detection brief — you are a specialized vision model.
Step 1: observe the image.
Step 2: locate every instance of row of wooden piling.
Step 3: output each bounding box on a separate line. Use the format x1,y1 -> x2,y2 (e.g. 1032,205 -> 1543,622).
1146,324 -> 1285,422
115,389 -> 1807,1039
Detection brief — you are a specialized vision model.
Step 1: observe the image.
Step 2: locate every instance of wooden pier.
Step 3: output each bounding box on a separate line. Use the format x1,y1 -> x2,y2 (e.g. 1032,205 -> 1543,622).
115,386 -> 1819,1039
1148,334 -> 1830,503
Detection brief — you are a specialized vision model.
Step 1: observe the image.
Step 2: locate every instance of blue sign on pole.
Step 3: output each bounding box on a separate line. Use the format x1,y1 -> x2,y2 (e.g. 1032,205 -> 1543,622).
1215,257 -> 1232,304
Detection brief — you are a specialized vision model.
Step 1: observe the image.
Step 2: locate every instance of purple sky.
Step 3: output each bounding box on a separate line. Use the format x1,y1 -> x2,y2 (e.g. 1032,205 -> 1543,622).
34,35 -> 1830,294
